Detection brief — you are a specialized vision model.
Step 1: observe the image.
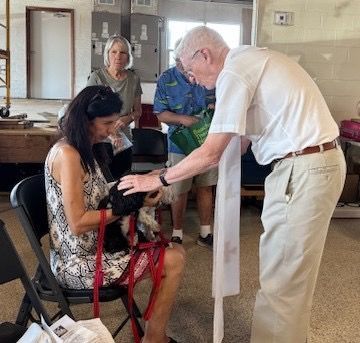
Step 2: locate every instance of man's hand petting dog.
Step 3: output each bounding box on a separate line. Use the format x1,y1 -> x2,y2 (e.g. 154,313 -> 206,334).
118,173 -> 163,196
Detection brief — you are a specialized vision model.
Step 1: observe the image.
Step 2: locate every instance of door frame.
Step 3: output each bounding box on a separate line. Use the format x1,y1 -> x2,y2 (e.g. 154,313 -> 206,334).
26,6 -> 75,99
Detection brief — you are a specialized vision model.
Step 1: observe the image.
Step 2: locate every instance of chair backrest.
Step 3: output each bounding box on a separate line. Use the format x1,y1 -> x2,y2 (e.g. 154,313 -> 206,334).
131,128 -> 168,173
10,174 -> 48,242
0,219 -> 29,285
132,128 -> 167,161
0,219 -> 51,324
10,174 -> 74,319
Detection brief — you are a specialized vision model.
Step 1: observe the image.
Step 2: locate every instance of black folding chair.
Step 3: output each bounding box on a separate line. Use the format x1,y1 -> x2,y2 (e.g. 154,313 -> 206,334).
0,219 -> 51,342
132,128 -> 168,173
10,174 -> 143,338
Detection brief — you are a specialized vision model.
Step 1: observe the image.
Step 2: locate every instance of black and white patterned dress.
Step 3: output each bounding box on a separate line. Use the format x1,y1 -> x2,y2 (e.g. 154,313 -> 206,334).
45,157 -> 130,289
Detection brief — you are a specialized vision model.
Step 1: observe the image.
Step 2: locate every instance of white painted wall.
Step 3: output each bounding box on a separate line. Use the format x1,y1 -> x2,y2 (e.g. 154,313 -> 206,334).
255,0 -> 360,123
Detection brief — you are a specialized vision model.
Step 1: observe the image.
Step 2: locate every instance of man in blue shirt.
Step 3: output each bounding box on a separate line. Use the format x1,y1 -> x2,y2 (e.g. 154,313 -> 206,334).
153,59 -> 217,248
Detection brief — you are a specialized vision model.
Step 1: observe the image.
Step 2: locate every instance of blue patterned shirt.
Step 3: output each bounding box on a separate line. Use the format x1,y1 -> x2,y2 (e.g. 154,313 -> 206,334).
153,67 -> 215,154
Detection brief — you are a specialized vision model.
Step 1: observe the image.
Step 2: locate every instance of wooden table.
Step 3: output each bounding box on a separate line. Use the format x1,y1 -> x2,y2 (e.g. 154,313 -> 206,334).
0,126 -> 58,163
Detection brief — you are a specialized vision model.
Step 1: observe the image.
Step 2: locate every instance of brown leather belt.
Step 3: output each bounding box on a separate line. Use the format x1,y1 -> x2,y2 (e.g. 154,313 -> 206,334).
282,140 -> 337,159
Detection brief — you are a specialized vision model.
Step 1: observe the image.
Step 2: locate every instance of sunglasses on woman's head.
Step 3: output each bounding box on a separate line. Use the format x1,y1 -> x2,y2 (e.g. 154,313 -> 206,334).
89,87 -> 114,104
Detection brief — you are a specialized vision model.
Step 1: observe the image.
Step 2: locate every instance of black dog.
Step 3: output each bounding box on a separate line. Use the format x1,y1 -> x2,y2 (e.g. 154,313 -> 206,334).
98,181 -> 147,253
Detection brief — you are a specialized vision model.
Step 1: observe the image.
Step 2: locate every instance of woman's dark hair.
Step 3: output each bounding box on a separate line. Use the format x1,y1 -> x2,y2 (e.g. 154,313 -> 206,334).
61,85 -> 122,173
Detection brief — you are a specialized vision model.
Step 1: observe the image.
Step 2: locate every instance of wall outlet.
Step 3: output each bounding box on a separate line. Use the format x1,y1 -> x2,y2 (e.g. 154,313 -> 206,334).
274,11 -> 294,26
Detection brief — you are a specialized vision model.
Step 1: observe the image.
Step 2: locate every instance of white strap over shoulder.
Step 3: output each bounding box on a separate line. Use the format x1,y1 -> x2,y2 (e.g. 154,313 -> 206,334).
212,135 -> 241,343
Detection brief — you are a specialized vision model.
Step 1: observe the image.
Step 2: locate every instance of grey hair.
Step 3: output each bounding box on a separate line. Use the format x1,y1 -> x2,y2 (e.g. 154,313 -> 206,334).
173,38 -> 183,64
175,26 -> 228,61
103,35 -> 133,69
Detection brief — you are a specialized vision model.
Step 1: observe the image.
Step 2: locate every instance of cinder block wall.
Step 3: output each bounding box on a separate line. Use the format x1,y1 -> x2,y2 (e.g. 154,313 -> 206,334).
256,0 -> 360,123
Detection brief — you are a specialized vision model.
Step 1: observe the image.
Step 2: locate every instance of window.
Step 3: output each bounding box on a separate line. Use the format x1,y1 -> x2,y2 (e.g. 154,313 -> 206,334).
167,20 -> 203,67
167,20 -> 241,67
136,0 -> 152,6
207,23 -> 241,49
97,0 -> 115,5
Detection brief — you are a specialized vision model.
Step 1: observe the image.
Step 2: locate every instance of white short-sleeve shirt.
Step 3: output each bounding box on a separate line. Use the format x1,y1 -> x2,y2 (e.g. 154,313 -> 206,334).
209,46 -> 339,165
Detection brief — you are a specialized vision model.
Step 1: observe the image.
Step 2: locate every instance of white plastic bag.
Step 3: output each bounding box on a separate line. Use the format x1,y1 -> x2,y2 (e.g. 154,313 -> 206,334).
109,130 -> 133,155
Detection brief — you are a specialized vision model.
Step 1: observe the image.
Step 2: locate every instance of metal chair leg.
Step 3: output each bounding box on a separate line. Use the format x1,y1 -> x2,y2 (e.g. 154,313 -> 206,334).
15,294 -> 32,326
120,294 -> 144,337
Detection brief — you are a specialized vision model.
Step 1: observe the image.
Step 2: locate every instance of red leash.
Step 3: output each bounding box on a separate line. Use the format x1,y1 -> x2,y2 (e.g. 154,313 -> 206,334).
127,210 -> 169,341
93,209 -> 106,318
128,214 -> 142,343
142,209 -> 168,320
94,209 -> 168,342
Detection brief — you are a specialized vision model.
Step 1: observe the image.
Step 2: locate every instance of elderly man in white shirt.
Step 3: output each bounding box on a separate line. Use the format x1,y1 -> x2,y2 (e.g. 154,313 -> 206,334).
118,26 -> 346,343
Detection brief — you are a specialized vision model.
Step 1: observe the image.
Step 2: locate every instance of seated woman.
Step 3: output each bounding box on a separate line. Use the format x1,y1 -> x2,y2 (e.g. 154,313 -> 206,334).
45,85 -> 185,343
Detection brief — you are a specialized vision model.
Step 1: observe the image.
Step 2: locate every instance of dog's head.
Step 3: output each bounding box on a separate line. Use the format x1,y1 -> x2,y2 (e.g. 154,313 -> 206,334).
159,186 -> 177,205
108,180 -> 146,216
99,178 -> 177,217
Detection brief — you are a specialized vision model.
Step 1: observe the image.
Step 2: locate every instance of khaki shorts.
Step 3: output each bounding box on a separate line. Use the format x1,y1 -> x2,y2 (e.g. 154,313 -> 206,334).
167,153 -> 218,195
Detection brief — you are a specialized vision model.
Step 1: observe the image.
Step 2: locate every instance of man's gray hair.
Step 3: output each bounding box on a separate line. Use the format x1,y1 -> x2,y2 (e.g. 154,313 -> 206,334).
175,26 -> 228,61
173,38 -> 182,65
103,35 -> 133,69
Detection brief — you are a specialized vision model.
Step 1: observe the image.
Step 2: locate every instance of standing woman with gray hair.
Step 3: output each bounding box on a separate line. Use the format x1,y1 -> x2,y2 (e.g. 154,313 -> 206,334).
87,35 -> 142,180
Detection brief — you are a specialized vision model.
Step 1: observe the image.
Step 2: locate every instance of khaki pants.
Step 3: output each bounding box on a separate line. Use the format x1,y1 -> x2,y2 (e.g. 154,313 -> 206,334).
251,147 -> 346,343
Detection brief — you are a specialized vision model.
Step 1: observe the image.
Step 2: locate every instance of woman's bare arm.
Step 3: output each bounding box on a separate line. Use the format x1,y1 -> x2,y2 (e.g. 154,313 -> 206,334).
53,145 -> 118,236
132,95 -> 142,121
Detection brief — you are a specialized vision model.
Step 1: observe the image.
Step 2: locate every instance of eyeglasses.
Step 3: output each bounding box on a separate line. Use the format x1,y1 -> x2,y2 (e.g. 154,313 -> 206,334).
182,49 -> 203,79
191,49 -> 201,60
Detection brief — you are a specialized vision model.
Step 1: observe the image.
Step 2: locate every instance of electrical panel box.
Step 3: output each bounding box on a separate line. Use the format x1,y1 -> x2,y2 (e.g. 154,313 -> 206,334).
274,11 -> 294,26
91,11 -> 121,71
130,13 -> 165,82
